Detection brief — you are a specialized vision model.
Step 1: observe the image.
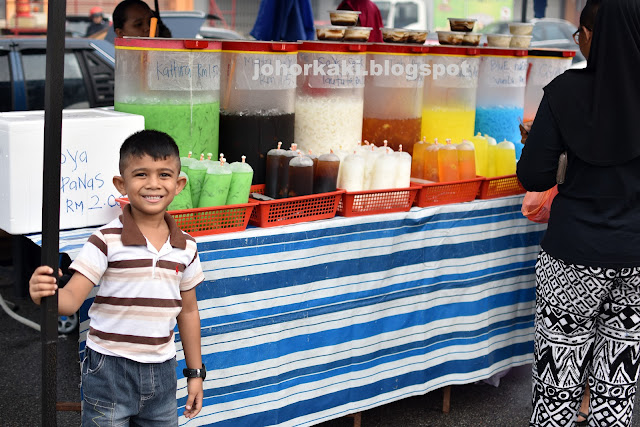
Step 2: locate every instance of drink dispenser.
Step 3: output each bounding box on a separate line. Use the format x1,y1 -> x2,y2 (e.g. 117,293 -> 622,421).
363,43 -> 425,155
524,49 -> 575,121
475,47 -> 528,145
115,38 -> 221,159
219,41 -> 298,185
295,41 -> 367,155
421,46 -> 480,144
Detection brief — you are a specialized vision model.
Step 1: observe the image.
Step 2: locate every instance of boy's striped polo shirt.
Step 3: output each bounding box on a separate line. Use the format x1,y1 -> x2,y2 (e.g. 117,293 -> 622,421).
69,205 -> 204,363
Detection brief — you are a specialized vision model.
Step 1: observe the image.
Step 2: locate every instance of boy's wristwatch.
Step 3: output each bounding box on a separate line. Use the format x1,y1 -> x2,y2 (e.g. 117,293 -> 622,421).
183,364 -> 206,380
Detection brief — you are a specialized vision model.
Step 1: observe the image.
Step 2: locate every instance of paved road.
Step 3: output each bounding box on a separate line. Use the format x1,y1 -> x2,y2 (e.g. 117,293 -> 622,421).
2,263 -> 640,427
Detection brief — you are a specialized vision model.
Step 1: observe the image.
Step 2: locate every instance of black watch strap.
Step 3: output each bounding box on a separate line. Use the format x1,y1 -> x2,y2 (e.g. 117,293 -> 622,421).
183,364 -> 206,380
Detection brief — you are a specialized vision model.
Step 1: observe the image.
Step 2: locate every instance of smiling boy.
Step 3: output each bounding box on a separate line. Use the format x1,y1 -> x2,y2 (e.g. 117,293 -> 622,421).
29,130 -> 204,426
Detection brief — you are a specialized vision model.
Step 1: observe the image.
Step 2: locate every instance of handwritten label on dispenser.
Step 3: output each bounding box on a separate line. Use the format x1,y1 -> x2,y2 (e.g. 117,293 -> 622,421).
147,51 -> 220,91
59,147 -> 120,219
432,57 -> 480,89
300,52 -> 365,89
529,57 -> 572,86
234,53 -> 297,90
481,57 -> 528,88
368,55 -> 425,88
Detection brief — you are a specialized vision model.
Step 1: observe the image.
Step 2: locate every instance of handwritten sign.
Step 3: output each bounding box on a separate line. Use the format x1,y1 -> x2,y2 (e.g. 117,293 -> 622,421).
232,53 -> 297,90
300,52 -> 365,89
529,57 -> 572,86
368,55 -> 425,88
479,57 -> 528,88
147,51 -> 220,91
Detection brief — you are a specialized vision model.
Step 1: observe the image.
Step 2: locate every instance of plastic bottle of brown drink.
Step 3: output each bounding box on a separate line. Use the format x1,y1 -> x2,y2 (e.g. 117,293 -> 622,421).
265,141 -> 285,198
314,151 -> 340,193
288,153 -> 314,197
277,143 -> 298,198
306,149 -> 319,176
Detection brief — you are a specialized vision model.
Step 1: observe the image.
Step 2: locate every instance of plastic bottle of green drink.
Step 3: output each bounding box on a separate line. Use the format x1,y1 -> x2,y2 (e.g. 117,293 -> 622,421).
198,159 -> 232,207
181,151 -> 194,174
168,171 -> 193,211
186,154 -> 208,207
226,155 -> 254,205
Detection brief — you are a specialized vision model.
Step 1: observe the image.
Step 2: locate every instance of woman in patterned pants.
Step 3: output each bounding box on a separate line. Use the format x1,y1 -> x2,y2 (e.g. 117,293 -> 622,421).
517,0 -> 640,425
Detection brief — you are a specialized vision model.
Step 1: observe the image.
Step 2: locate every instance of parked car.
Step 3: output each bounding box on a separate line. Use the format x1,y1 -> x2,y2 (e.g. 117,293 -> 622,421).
0,37 -> 115,112
479,18 -> 586,67
374,0 -> 429,30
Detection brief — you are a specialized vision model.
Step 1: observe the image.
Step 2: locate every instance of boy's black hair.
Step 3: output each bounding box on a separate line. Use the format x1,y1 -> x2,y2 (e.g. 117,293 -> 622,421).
580,0 -> 602,31
119,130 -> 180,174
112,0 -> 151,30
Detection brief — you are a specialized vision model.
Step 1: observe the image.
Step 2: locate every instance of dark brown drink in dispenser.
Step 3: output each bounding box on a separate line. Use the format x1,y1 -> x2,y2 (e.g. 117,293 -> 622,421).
277,146 -> 298,198
288,154 -> 314,197
219,112 -> 295,185
314,152 -> 340,193
265,142 -> 285,199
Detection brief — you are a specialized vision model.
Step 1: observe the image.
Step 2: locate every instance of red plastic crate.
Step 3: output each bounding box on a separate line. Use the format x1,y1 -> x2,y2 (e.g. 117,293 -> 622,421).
248,185 -> 344,227
337,185 -> 420,217
477,174 -> 526,199
115,198 -> 256,236
412,177 -> 484,207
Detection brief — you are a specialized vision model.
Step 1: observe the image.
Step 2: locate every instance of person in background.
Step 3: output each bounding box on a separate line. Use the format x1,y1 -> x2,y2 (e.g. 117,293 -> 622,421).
533,0 -> 547,18
85,6 -> 109,37
113,0 -> 172,38
337,0 -> 383,42
517,0 -> 640,425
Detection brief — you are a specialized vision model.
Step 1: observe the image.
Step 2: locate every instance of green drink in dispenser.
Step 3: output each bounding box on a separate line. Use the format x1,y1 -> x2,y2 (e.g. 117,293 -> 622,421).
495,140 -> 516,176
186,154 -> 208,207
168,172 -> 193,211
199,159 -> 232,207
226,156 -> 254,205
114,38 -> 221,158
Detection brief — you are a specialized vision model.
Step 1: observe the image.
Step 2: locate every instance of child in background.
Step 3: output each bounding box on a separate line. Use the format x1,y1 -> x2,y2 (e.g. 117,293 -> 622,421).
113,0 -> 172,38
29,130 -> 204,425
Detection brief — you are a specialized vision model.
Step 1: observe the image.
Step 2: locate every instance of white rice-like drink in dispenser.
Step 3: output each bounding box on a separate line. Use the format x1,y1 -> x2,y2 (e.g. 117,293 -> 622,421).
114,38 -> 221,158
338,151 -> 365,191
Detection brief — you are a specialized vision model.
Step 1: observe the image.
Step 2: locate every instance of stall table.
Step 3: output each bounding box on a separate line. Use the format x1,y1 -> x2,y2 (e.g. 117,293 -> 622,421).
28,194 -> 545,426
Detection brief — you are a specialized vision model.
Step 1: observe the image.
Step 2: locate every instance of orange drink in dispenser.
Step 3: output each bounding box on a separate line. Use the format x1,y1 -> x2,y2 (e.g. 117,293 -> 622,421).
412,137 -> 427,179
423,140 -> 440,181
457,141 -> 476,180
437,139 -> 459,182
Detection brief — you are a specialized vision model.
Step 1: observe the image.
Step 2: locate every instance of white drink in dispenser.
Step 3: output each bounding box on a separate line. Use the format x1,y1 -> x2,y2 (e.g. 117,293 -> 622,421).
370,148 -> 398,190
394,145 -> 412,188
338,151 -> 365,191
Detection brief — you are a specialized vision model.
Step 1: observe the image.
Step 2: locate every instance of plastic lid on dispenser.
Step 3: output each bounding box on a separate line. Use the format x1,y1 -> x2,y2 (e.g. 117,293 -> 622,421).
230,155 -> 253,173
290,153 -> 314,167
267,141 -> 286,157
319,151 -> 340,162
458,141 -> 475,151
207,159 -> 232,175
484,134 -> 497,145
497,139 -> 515,150
188,155 -> 209,171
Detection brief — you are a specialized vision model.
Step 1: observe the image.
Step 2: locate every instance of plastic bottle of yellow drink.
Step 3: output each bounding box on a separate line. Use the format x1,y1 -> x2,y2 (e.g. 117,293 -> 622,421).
470,133 -> 488,177
412,137 -> 427,179
438,139 -> 460,182
485,134 -> 497,178
495,140 -> 517,176
423,138 -> 440,182
457,141 -> 476,180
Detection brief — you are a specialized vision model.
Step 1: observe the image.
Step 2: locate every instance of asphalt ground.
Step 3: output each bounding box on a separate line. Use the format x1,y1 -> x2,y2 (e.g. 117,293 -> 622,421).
2,259 -> 640,427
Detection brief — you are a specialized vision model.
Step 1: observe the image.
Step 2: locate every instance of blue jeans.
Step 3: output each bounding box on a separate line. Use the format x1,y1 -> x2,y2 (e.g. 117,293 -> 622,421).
81,347 -> 178,426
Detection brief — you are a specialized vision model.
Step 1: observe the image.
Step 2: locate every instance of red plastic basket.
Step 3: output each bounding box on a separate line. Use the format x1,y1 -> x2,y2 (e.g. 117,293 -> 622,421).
337,185 -> 420,217
115,198 -> 256,236
477,174 -> 526,199
412,177 -> 484,208
248,185 -> 344,227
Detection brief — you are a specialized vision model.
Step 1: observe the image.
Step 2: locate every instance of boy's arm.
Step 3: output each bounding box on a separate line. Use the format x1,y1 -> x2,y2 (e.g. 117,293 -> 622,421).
29,267 -> 94,316
177,287 -> 203,419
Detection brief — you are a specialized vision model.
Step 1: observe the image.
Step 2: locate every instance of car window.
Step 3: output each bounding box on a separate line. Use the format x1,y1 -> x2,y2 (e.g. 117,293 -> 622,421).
375,1 -> 391,27
20,50 -> 90,110
0,52 -> 11,112
395,2 -> 419,28
533,22 -> 566,42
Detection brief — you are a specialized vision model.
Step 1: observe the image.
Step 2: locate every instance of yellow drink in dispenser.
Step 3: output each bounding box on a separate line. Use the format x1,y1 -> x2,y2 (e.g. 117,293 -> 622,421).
470,132 -> 488,177
495,140 -> 517,176
424,141 -> 440,182
421,108 -> 476,144
457,141 -> 476,180
437,140 -> 459,182
412,137 -> 427,179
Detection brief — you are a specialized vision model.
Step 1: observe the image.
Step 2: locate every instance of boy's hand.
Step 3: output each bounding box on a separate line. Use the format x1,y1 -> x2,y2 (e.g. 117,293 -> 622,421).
29,266 -> 61,305
184,377 -> 203,418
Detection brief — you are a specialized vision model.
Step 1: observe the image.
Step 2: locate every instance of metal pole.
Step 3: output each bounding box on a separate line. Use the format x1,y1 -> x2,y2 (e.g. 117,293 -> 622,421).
522,0 -> 528,22
41,1 -> 66,425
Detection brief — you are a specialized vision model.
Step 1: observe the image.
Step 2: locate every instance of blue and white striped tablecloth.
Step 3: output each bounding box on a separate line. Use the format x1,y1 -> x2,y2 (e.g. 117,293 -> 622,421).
30,195 -> 545,426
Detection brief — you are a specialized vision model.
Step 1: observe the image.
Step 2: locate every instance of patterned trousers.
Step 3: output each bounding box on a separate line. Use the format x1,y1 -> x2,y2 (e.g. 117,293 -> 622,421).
530,250 -> 640,427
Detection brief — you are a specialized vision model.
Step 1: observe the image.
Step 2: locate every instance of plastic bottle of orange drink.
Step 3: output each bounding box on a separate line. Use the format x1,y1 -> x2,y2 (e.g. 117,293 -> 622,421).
423,138 -> 440,182
437,139 -> 459,182
411,137 -> 427,179
457,140 -> 476,180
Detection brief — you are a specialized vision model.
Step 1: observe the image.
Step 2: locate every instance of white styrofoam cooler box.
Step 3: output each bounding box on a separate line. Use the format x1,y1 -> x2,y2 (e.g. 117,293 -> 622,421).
0,108 -> 145,235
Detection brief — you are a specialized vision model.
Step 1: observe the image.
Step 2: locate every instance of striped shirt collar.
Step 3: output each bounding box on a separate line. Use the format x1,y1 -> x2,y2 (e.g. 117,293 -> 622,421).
119,204 -> 187,250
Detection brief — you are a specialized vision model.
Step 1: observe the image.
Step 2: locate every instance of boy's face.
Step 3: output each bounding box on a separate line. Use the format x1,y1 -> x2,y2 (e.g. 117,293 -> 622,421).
113,154 -> 185,217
